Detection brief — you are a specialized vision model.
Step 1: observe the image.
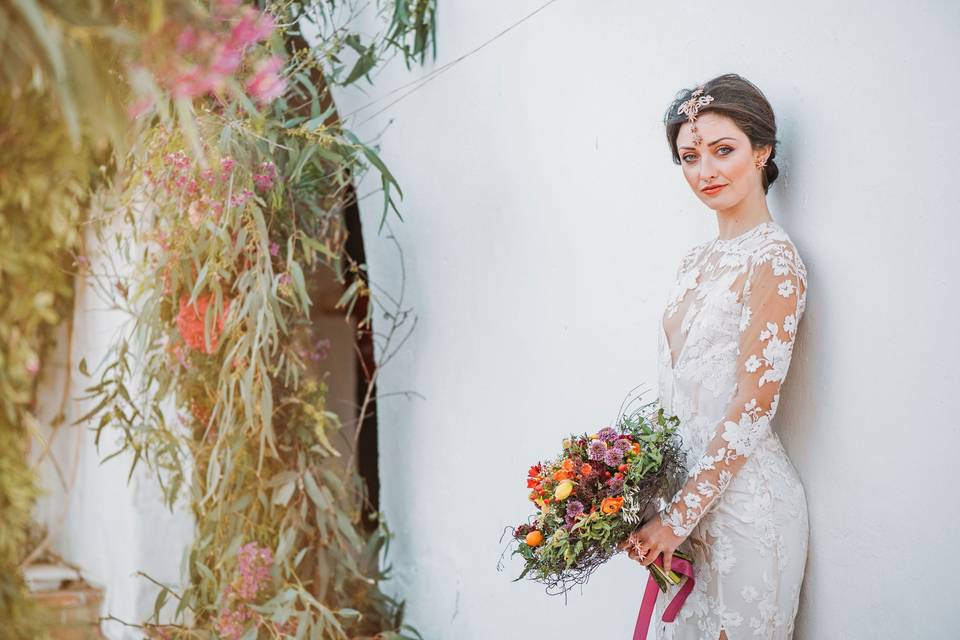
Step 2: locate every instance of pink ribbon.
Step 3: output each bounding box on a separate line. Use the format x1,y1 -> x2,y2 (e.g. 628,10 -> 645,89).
632,555 -> 696,640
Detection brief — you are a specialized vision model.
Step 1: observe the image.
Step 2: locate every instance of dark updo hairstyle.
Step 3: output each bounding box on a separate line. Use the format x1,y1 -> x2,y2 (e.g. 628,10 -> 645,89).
664,73 -> 780,194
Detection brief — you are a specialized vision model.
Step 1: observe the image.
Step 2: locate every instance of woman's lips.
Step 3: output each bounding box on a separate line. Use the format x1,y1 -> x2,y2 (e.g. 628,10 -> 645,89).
702,184 -> 726,195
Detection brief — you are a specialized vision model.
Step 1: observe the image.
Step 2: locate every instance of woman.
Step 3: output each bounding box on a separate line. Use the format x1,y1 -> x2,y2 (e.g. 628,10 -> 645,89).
623,74 -> 810,639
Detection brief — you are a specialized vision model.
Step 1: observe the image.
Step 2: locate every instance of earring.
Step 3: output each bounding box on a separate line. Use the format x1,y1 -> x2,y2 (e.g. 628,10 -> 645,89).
755,156 -> 768,170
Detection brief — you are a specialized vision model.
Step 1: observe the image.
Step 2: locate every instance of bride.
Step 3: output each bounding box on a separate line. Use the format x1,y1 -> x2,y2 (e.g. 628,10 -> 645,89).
623,74 -> 810,639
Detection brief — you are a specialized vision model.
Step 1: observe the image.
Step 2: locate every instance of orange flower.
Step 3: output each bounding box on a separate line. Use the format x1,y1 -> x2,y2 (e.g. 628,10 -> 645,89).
600,497 -> 624,515
552,470 -> 573,482
561,459 -> 574,473
580,463 -> 593,475
177,293 -> 229,354
631,443 -> 642,455
525,531 -> 544,547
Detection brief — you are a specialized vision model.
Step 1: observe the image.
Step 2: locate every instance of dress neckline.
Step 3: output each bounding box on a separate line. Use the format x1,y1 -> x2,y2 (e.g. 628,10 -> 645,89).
711,220 -> 778,249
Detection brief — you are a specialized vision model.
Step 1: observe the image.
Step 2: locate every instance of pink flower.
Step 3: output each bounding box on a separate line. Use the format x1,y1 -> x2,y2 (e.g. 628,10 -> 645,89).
171,66 -> 214,99
220,157 -> 236,176
269,241 -> 280,256
246,55 -> 286,105
230,188 -> 254,208
228,8 -> 276,49
164,151 -> 190,170
210,44 -> 243,76
215,606 -> 252,640
253,161 -> 277,191
253,174 -> 273,191
233,542 -> 273,600
312,338 -> 331,361
127,96 -> 155,120
175,26 -> 198,54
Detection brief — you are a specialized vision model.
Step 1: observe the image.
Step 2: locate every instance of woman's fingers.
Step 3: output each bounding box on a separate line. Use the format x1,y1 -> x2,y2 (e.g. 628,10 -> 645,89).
662,550 -> 673,575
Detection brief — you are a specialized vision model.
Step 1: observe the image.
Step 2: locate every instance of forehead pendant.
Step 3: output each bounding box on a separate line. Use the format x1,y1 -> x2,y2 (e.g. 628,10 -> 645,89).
678,85 -> 715,147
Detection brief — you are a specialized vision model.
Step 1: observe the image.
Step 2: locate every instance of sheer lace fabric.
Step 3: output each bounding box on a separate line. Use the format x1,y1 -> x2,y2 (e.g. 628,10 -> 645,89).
651,220 -> 809,639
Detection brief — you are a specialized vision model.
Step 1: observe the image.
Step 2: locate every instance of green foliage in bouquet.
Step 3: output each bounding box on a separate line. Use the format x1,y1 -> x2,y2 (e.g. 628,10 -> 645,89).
505,401 -> 688,596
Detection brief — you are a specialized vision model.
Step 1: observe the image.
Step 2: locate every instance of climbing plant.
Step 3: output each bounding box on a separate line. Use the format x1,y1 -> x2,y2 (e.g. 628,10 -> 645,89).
0,0 -> 138,632
1,0 -> 435,637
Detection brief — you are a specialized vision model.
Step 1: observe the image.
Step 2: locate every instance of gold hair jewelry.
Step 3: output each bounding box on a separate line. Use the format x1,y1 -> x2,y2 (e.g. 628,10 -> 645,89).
678,85 -> 715,146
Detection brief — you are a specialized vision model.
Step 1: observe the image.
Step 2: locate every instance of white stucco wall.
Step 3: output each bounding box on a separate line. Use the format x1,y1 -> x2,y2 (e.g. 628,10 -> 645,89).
30,222 -> 195,639
329,1 -> 960,638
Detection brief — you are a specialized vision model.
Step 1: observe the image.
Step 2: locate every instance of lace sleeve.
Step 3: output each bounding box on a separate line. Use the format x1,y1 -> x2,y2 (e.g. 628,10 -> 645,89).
659,240 -> 807,538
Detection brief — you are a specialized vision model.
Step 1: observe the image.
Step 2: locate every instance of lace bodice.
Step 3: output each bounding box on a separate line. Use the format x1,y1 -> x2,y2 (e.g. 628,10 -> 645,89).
656,220 -> 807,538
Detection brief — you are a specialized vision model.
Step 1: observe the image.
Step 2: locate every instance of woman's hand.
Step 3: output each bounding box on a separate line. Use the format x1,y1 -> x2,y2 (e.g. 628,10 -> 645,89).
620,515 -> 686,574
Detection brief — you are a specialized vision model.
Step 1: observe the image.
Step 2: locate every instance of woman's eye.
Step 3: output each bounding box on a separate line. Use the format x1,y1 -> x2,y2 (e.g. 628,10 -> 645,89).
717,146 -> 733,155
682,154 -> 696,163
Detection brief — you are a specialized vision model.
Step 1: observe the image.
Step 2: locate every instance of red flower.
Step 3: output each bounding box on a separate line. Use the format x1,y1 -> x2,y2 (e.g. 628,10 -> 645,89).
177,293 -> 229,353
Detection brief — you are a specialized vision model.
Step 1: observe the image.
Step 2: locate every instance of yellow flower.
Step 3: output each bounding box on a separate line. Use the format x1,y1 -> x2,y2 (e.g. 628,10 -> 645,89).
554,480 -> 574,501
562,438 -> 571,449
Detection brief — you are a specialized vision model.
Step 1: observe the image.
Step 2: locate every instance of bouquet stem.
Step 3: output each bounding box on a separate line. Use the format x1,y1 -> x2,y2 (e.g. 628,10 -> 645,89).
647,550 -> 693,593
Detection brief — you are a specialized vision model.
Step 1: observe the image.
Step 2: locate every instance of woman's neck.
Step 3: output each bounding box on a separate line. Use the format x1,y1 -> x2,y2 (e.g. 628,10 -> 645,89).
715,189 -> 773,240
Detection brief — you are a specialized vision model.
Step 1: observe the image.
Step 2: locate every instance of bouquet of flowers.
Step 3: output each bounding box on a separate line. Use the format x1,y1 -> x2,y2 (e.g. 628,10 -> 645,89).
505,396 -> 692,595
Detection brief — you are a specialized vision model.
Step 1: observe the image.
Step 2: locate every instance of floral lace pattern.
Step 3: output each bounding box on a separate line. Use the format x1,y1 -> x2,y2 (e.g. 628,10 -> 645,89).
651,221 -> 810,639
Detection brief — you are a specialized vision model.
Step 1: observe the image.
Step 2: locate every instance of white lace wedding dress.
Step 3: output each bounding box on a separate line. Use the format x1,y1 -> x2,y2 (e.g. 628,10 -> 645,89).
650,220 -> 809,639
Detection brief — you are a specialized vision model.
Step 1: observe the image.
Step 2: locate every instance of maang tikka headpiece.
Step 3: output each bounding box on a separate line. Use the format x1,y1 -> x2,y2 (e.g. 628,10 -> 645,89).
677,85 -> 715,147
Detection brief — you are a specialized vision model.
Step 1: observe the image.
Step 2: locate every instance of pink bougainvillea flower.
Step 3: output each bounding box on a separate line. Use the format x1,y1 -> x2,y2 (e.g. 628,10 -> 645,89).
269,241 -> 280,256
246,55 -> 286,105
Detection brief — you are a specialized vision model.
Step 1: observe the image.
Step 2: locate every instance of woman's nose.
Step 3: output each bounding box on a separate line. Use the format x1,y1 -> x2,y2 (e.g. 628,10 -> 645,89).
699,156 -> 717,183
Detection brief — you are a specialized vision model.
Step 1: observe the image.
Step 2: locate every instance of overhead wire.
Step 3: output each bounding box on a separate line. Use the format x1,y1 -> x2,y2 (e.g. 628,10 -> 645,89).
339,0 -> 565,126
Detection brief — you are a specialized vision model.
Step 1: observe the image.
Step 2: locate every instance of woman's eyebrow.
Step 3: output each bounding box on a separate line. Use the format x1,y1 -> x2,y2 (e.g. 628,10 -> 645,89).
678,137 -> 737,150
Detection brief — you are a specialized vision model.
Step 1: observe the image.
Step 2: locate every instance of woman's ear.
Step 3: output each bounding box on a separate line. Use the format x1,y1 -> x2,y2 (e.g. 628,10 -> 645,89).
755,144 -> 772,165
